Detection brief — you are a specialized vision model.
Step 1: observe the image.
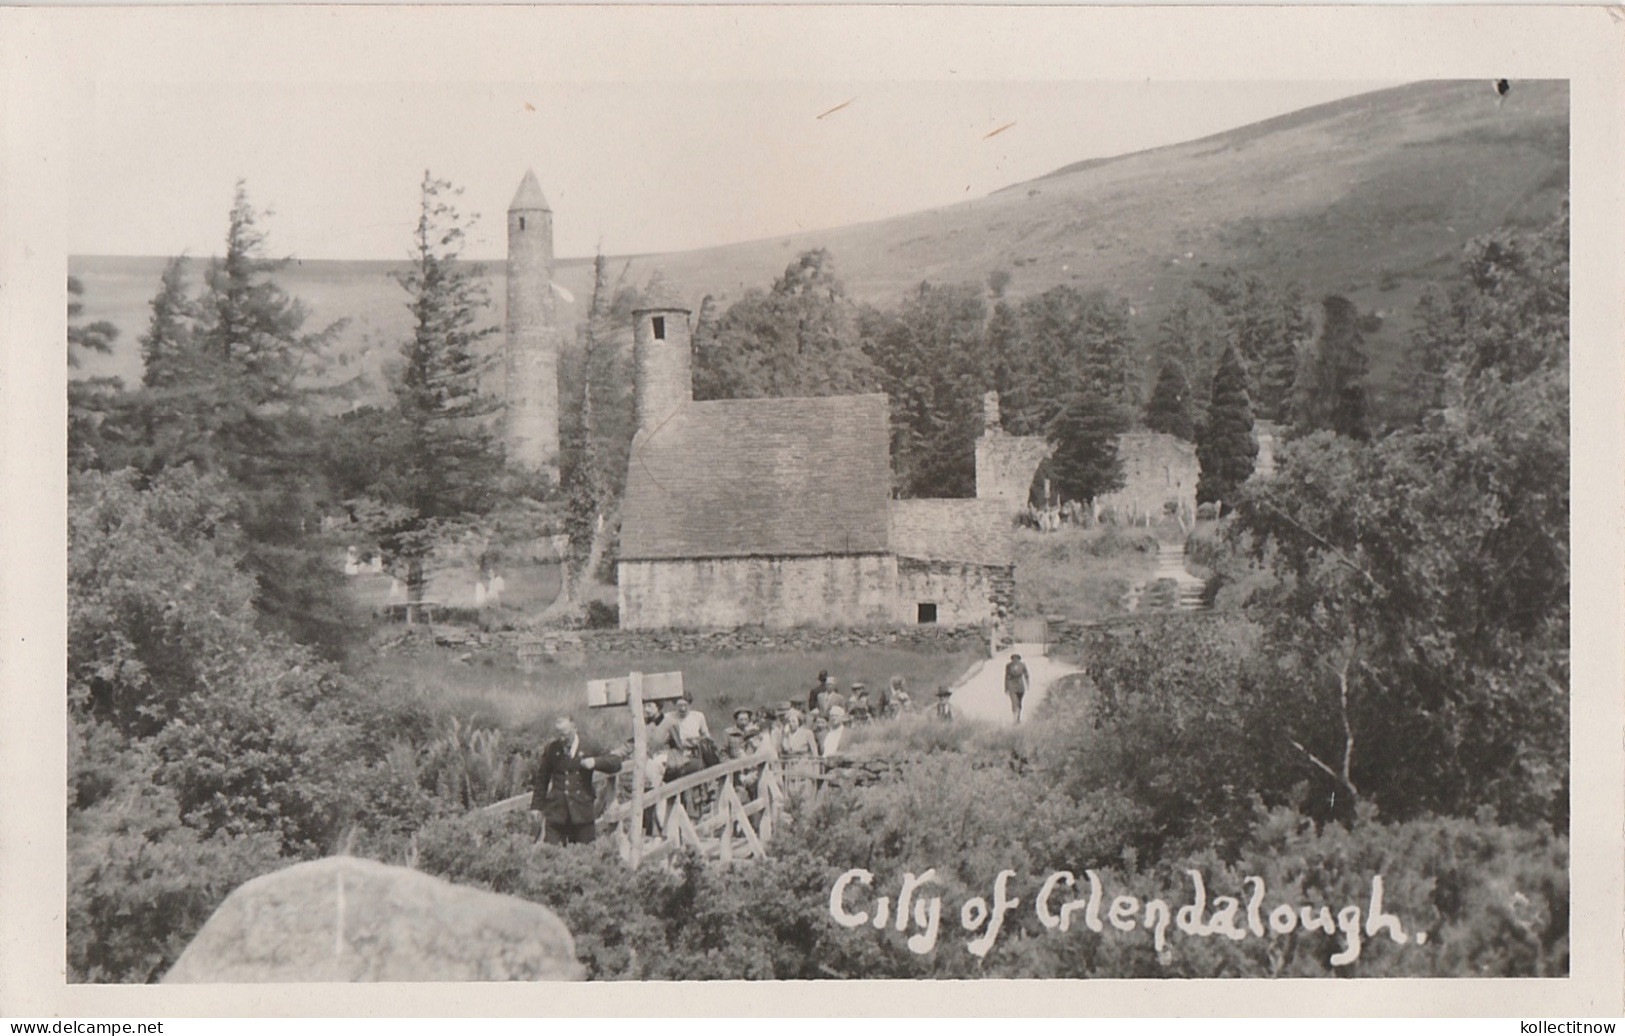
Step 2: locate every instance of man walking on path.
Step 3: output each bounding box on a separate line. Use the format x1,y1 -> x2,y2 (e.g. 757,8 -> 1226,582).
1004,653 -> 1031,725
531,715 -> 621,845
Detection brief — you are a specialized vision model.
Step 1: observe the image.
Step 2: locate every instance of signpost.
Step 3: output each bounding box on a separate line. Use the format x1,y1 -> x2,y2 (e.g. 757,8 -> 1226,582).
588,670 -> 683,868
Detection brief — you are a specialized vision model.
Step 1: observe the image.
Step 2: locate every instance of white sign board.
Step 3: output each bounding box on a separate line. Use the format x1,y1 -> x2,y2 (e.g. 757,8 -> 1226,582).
586,670 -> 685,707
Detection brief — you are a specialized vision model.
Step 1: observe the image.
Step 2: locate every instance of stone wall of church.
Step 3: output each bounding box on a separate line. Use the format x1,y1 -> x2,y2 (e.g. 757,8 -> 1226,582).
894,559 -> 1013,627
618,554 -> 898,630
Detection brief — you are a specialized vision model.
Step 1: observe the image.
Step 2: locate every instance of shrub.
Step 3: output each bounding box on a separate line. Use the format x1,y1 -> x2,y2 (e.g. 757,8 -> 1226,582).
410,757 -> 1566,979
585,599 -> 619,629
68,768 -> 284,982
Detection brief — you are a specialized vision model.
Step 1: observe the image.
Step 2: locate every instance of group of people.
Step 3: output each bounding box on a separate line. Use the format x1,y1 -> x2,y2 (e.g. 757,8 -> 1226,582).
528,668 -> 968,845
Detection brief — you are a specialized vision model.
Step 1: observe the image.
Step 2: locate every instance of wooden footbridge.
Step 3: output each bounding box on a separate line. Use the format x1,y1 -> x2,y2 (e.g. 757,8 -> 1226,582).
481,669 -> 828,868
484,753 -> 827,868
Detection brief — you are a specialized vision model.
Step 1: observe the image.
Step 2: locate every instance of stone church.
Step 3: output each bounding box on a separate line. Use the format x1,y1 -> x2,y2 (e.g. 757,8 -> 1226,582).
614,282 -> 1013,631
499,170 -> 1013,631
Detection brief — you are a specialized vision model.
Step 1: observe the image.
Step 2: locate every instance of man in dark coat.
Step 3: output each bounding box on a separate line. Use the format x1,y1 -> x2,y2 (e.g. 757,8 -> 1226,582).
531,715 -> 621,845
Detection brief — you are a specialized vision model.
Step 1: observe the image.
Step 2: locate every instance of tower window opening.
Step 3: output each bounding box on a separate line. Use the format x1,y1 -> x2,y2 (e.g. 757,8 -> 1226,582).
518,216 -> 527,230
652,316 -> 666,340
916,603 -> 938,624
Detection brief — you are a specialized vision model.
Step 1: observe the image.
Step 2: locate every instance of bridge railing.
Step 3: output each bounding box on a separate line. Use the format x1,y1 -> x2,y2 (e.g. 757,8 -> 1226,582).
481,753 -> 837,867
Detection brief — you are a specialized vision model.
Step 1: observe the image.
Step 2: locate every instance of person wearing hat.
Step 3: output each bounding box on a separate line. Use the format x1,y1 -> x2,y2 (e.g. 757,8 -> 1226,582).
808,670 -> 836,715
531,714 -> 622,845
1004,652 -> 1031,725
934,685 -> 955,722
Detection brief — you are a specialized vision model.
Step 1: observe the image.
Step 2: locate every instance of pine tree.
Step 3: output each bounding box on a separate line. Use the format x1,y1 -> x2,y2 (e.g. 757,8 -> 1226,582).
1196,345 -> 1257,509
67,275 -> 119,368
1079,292 -> 1140,409
1296,295 -> 1372,439
94,182 -> 352,654
139,258 -> 196,390
1144,358 -> 1195,441
559,254 -> 615,601
1253,282 -> 1312,423
866,281 -> 989,497
67,276 -> 122,471
364,172 -> 504,603
1154,291 -> 1227,411
986,298 -> 1021,416
1046,389 -> 1130,505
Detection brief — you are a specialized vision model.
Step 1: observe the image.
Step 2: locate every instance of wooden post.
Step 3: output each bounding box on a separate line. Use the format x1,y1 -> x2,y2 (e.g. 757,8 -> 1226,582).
628,671 -> 646,869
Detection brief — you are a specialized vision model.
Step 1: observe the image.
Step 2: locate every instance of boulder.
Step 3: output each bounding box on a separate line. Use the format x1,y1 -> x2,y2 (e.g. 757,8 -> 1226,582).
164,856 -> 582,983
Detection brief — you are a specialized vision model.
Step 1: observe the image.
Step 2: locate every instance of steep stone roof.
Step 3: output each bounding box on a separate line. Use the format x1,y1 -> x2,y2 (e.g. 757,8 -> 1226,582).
636,271 -> 690,313
889,498 -> 1013,567
509,169 -> 550,212
620,394 -> 893,561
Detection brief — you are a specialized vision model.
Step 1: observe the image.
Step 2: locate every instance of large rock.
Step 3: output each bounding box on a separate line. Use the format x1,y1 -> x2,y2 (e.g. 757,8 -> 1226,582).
164,857 -> 582,983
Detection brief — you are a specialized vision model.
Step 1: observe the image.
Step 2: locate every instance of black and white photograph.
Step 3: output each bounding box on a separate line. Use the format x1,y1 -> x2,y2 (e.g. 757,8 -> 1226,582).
4,3 -> 1623,1018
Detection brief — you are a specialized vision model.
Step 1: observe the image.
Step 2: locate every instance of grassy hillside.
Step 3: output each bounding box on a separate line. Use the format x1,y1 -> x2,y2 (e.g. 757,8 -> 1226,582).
70,80 -> 1567,411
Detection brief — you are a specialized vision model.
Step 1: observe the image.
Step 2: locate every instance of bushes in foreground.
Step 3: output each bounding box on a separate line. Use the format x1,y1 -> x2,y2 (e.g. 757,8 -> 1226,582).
409,755 -> 1566,979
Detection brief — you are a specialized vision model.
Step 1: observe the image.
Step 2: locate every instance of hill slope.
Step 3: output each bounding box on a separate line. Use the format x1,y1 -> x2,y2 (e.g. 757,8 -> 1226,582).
71,79 -> 1567,409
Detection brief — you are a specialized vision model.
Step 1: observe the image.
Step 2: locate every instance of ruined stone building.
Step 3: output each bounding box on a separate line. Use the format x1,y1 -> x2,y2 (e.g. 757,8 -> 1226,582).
616,286 -> 1013,631
1095,430 -> 1199,525
503,170 -> 562,480
974,391 -> 1051,516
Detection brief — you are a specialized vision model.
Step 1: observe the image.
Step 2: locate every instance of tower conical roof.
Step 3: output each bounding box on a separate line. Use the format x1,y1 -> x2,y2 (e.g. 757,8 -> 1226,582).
509,169 -> 550,212
635,271 -> 690,312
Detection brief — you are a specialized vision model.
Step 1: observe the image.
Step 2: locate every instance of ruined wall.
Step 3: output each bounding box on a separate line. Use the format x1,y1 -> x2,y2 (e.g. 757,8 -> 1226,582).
1096,432 -> 1199,523
975,434 -> 1052,512
894,559 -> 1013,627
618,554 -> 898,630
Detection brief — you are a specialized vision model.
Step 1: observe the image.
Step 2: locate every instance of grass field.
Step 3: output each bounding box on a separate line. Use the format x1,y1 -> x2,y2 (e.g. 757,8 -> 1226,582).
1011,525 -> 1161,622
347,560 -> 562,614
362,640 -> 982,749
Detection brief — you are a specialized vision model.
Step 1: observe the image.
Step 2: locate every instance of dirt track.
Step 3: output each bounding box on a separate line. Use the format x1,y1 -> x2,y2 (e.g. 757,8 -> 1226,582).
947,643 -> 1081,726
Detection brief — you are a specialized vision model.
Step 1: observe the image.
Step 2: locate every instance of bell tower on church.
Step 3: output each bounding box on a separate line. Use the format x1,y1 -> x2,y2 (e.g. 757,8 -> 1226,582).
504,169 -> 561,480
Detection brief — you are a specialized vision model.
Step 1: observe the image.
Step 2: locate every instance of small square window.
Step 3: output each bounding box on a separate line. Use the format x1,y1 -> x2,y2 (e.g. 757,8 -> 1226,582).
917,603 -> 938,624
652,316 -> 666,340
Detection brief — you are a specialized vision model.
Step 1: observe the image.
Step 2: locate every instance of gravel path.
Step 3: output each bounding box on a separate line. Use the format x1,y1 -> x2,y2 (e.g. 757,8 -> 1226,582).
948,642 -> 1082,726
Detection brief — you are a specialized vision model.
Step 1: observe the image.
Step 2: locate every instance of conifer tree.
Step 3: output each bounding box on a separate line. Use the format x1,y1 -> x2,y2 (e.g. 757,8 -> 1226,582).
867,281 -> 989,497
1296,295 -> 1372,439
1144,358 -> 1195,441
1153,291 -> 1227,412
1046,389 -> 1131,505
361,172 -> 504,603
67,276 -> 122,470
139,258 -> 197,391
1254,282 -> 1312,423
559,254 -> 615,601
1196,344 -> 1257,508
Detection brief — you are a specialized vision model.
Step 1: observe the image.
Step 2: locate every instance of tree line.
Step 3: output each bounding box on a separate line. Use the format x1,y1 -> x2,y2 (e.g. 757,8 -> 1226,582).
681,249 -> 1392,512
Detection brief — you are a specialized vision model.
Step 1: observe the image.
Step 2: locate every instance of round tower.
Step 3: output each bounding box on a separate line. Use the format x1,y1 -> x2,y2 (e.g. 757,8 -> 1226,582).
632,273 -> 692,435
504,169 -> 561,479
